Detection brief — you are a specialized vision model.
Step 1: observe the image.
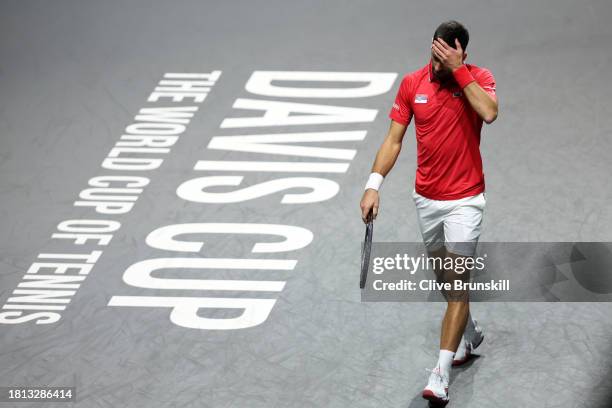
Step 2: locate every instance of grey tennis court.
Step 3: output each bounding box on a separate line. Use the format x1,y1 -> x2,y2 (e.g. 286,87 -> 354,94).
1,1 -> 612,407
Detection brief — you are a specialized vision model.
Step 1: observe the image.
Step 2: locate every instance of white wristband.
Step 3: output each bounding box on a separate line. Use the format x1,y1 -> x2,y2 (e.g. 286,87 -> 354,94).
364,172 -> 384,191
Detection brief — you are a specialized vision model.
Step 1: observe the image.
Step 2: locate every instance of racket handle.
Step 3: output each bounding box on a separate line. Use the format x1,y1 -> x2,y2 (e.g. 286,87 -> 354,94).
367,208 -> 374,223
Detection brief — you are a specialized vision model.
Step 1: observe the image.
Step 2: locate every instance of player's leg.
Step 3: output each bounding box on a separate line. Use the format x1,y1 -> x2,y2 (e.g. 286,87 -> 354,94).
413,192 -> 453,405
428,248 -> 480,362
424,246 -> 462,351
438,250 -> 470,353
421,254 -> 458,404
418,211 -> 470,369
422,192 -> 486,404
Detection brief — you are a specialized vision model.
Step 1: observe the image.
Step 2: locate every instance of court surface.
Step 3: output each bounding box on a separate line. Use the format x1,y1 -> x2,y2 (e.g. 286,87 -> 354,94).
1,1 -> 612,407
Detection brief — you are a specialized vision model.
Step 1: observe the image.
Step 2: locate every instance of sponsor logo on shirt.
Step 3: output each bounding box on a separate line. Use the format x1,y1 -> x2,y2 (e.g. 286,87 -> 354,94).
414,94 -> 428,104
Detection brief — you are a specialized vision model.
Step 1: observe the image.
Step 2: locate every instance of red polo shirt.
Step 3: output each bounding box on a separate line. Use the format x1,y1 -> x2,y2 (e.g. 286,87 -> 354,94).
389,62 -> 497,200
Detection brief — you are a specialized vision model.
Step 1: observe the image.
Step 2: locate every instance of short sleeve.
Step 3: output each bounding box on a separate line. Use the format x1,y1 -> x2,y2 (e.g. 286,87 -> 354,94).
388,75 -> 413,126
476,68 -> 497,99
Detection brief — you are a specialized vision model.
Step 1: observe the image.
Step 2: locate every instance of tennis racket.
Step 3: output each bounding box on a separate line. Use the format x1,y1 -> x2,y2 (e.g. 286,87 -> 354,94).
360,209 -> 374,289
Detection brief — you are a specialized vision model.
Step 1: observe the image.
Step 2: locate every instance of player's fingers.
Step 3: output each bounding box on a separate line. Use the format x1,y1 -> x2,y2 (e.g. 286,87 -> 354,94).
372,205 -> 379,220
432,45 -> 445,61
361,205 -> 371,223
437,38 -> 451,50
432,41 -> 446,56
454,38 -> 463,52
433,39 -> 446,52
431,45 -> 440,58
437,43 -> 449,58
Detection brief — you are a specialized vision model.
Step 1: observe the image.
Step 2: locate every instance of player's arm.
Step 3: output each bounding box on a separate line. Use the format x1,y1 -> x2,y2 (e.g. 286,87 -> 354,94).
432,38 -> 498,124
359,120 -> 408,223
371,120 -> 408,176
460,78 -> 498,124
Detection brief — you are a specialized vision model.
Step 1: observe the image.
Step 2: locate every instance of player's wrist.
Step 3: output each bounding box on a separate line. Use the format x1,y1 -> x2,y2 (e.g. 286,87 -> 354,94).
452,64 -> 475,89
364,172 -> 384,191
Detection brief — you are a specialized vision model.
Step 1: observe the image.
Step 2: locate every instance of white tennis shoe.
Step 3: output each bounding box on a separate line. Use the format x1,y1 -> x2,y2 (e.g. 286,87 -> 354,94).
453,321 -> 484,366
422,366 -> 449,405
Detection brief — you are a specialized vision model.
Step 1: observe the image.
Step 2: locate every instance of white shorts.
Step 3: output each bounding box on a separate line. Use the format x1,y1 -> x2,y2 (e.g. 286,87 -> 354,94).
412,189 -> 486,257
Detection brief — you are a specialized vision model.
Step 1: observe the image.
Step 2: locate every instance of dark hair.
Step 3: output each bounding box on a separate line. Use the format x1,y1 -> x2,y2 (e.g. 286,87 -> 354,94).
433,20 -> 469,50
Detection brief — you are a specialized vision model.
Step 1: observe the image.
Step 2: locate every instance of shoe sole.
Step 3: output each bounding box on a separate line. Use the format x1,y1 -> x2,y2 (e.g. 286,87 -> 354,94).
422,389 -> 449,406
452,333 -> 484,367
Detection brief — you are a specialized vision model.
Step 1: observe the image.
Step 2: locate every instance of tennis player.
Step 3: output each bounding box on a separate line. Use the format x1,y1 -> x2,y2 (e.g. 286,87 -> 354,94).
359,20 -> 498,405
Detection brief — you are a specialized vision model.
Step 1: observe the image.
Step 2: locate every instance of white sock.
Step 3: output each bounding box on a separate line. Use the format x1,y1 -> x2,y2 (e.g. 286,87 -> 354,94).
464,312 -> 476,340
436,349 -> 455,377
